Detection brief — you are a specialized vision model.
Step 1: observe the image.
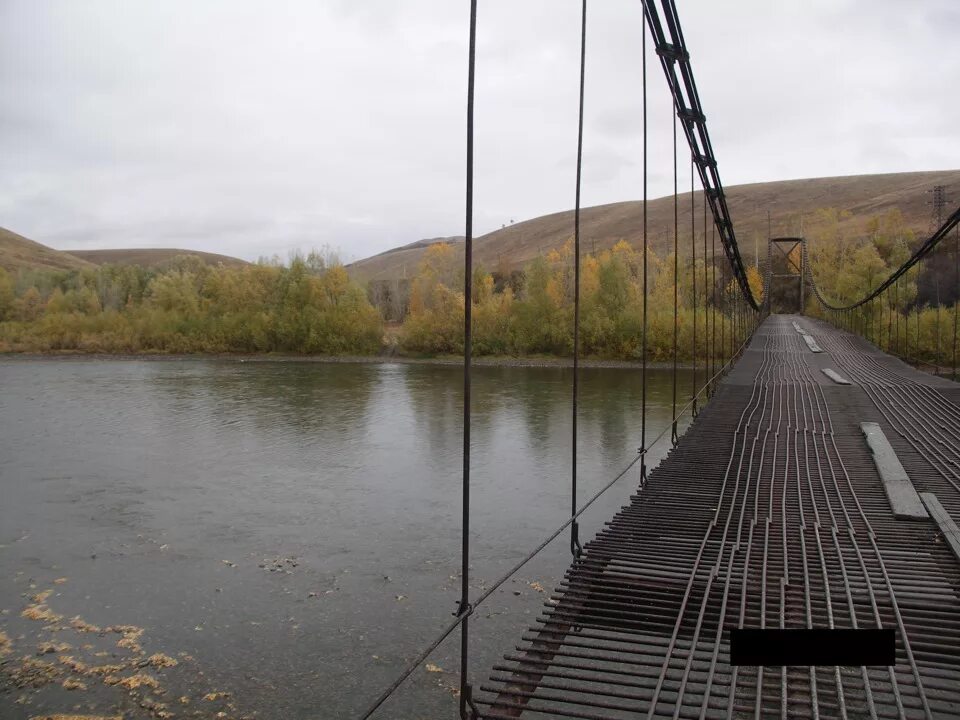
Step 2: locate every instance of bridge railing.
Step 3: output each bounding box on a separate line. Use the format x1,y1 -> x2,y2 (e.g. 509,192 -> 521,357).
802,206 -> 960,379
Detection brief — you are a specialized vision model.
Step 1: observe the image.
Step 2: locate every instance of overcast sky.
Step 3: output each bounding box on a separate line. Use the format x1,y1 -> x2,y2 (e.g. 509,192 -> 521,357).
2,1 -> 958,263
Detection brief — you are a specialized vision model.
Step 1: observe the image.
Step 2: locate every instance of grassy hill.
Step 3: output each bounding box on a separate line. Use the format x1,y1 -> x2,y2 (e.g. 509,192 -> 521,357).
0,227 -> 97,272
348,170 -> 960,283
0,227 -> 248,273
66,248 -> 248,269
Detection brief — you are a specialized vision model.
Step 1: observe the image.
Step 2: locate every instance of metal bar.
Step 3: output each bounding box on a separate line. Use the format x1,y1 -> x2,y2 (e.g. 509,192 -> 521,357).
570,0 -> 587,560
672,108 -> 679,446
640,13 -> 648,480
459,1 -> 478,715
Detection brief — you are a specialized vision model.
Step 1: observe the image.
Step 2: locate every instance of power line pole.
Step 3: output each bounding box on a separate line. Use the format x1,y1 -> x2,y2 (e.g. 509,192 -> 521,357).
928,185 -> 949,231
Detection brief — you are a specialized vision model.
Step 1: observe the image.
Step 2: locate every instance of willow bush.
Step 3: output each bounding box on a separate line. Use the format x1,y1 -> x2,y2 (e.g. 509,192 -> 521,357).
0,255 -> 383,354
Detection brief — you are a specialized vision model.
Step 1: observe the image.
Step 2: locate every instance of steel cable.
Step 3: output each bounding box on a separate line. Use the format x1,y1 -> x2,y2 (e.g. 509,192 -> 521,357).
359,2 -> 770,714
640,10 -> 649,481
672,110 -> 679,445
571,0 -> 587,560
457,0 -> 479,715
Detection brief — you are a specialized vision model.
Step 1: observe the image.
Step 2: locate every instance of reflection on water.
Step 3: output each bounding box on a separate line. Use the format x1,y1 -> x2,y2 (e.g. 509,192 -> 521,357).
0,358 -> 695,719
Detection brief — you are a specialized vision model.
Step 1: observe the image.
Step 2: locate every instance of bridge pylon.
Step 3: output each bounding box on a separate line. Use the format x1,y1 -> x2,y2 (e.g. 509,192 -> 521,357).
767,236 -> 808,314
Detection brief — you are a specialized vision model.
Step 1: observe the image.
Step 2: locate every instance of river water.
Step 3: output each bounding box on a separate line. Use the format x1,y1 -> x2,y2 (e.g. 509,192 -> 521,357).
0,358 -> 695,719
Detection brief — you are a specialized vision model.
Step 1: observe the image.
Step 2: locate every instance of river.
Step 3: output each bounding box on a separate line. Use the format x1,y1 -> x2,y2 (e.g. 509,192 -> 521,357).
0,358 -> 696,719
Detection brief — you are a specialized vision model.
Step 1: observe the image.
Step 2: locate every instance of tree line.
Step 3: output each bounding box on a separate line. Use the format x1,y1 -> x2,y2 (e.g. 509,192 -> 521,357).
1,206 -> 956,366
398,239 -> 762,361
0,253 -> 382,354
803,208 -> 960,368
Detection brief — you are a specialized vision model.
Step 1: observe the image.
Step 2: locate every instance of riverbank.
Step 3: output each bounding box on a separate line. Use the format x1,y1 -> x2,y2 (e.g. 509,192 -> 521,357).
0,350 -> 704,370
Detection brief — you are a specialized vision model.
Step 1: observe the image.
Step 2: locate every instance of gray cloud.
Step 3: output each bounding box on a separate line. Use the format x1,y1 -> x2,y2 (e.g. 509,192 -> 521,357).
1,0 -> 957,263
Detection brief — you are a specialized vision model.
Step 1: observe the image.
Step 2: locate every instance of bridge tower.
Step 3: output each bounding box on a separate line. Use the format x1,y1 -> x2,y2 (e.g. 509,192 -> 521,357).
767,236 -> 807,314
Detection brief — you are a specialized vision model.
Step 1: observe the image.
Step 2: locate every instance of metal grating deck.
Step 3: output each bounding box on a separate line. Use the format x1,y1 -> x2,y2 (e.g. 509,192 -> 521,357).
475,315 -> 960,719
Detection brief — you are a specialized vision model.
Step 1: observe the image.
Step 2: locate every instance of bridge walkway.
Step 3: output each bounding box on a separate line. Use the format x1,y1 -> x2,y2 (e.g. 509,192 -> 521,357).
475,314 -> 960,720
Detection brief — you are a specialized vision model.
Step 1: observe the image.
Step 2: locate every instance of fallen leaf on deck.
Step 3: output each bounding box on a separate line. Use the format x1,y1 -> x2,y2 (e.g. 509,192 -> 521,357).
29,715 -> 122,720
146,652 -> 178,668
203,691 -> 230,701
22,604 -> 62,623
70,617 -> 101,633
117,672 -> 159,689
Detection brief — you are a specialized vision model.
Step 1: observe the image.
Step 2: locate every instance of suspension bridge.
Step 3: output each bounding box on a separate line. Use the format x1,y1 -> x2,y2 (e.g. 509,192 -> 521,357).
358,1 -> 960,718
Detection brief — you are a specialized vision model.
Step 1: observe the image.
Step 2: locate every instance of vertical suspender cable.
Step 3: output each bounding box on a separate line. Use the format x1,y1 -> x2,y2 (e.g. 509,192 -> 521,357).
883,292 -> 888,350
873,297 -> 878,347
908,281 -> 911,358
720,261 -> 725,363
935,250 -> 941,374
711,221 -> 717,388
690,158 -> 697,415
881,290 -> 886,350
721,256 -> 726,365
570,0 -> 586,559
671,111 -> 679,445
640,15 -> 648,480
702,184 -> 708,396
895,278 -> 901,356
458,1 -> 478,715
915,267 -> 920,364
953,225 -> 959,380
887,287 -> 893,352
878,295 -> 882,349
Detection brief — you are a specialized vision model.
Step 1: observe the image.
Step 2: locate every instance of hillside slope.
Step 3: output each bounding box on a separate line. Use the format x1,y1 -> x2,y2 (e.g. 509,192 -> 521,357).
66,248 -> 248,268
348,170 -> 960,283
0,227 -> 97,273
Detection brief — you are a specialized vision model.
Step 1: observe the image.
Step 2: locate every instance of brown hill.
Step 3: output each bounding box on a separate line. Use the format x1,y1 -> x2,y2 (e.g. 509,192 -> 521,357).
348,170 -> 960,283
0,227 -> 250,273
0,227 -> 97,273
66,248 -> 248,268
347,236 -> 464,283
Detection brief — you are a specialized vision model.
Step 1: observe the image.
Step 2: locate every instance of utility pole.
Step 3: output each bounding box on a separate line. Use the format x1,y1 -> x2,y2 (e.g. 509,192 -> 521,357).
928,185 -> 948,231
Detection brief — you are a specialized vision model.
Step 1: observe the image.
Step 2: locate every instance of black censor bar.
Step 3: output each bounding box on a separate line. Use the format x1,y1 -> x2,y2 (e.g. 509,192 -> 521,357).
730,628 -> 896,666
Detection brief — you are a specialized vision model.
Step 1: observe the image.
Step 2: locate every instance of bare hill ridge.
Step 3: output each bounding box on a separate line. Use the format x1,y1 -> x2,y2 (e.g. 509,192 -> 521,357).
0,227 -> 249,273
0,227 -> 96,272
348,170 -> 960,283
67,248 -> 248,268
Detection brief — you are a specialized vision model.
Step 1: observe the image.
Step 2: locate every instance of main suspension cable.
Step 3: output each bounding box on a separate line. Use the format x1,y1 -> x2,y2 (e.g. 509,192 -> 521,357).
570,0 -> 587,560
641,0 -> 759,309
807,205 -> 960,312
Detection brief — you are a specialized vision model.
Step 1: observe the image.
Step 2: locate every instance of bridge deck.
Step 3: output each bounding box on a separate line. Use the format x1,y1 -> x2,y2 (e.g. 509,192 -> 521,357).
476,315 -> 960,720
